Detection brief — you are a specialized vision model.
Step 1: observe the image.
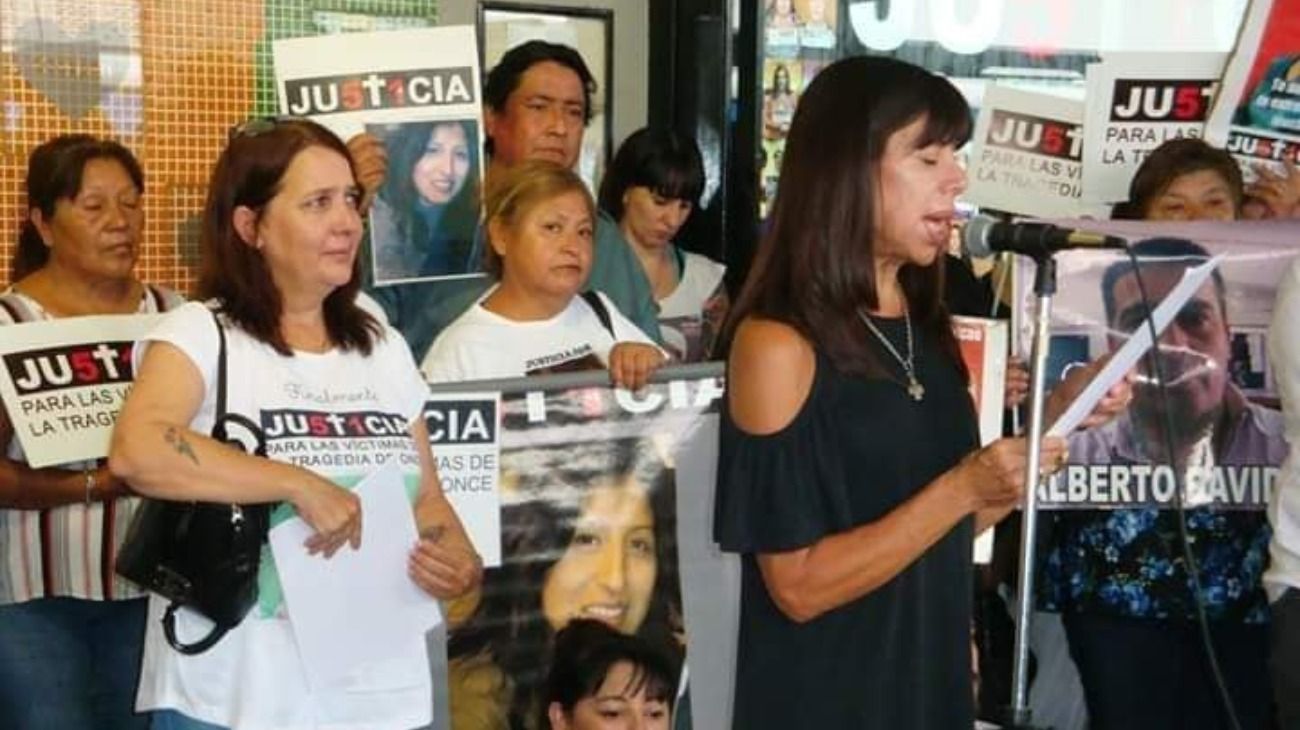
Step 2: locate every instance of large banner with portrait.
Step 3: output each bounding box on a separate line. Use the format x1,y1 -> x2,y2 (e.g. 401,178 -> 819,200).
1010,219 -> 1300,728
440,372 -> 728,729
1012,220 -> 1297,512
272,26 -> 485,285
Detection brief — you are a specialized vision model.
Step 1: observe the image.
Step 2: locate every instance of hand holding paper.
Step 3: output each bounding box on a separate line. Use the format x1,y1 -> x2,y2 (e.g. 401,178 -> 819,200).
270,461 -> 441,691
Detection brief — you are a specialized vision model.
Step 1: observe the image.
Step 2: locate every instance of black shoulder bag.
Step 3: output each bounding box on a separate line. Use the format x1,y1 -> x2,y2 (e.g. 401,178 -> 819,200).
116,311 -> 271,654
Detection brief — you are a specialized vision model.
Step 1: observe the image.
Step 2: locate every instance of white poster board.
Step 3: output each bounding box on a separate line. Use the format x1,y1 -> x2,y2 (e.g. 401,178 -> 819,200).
273,27 -> 486,285
1081,52 -> 1227,203
0,314 -> 162,468
423,392 -> 502,567
966,85 -> 1106,218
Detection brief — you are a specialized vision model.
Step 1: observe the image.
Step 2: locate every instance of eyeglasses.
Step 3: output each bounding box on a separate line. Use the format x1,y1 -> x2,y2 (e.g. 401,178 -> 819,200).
226,115 -> 303,142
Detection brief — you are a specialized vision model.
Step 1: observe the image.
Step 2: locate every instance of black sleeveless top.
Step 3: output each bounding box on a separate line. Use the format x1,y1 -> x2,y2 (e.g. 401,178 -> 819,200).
714,317 -> 979,729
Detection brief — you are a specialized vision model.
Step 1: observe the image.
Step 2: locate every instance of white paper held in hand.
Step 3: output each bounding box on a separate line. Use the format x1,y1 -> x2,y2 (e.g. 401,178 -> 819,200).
269,460 -> 443,691
1046,256 -> 1223,438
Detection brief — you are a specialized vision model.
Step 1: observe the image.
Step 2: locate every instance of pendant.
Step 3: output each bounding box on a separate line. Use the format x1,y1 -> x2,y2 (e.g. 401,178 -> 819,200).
907,376 -> 926,402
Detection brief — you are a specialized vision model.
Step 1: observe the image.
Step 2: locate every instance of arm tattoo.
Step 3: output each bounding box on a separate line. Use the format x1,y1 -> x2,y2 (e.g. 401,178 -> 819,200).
164,426 -> 199,466
419,525 -> 446,544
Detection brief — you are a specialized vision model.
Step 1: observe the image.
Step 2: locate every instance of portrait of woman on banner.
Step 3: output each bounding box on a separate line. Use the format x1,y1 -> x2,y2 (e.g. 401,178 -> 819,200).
446,436 -> 684,730
367,118 -> 482,284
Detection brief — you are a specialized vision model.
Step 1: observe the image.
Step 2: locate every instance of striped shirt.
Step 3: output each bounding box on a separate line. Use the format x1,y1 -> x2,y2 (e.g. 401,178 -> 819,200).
0,285 -> 182,604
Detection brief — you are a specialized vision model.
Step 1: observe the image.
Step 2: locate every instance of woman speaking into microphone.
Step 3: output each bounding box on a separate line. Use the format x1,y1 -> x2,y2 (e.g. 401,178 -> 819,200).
713,56 -> 1073,729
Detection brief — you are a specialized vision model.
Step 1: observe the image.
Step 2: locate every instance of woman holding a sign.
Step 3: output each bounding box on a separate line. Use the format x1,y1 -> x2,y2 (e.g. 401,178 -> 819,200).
0,134 -> 183,729
713,56 -> 1071,729
420,160 -> 665,388
109,118 -> 482,730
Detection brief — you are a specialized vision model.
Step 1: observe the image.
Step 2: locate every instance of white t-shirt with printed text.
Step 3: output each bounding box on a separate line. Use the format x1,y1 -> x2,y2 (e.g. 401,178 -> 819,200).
419,288 -> 657,383
132,302 -> 434,730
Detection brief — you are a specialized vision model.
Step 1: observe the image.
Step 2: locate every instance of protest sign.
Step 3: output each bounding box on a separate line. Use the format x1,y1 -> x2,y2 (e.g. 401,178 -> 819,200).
423,392 -> 502,566
0,314 -> 161,468
273,27 -> 485,284
967,86 -> 1106,218
1206,0 -> 1300,176
443,374 -> 722,729
1011,220 -> 1296,510
1082,53 -> 1227,203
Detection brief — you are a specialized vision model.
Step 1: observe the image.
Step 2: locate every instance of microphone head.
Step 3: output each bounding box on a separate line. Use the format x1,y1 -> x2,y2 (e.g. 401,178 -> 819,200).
961,215 -> 999,258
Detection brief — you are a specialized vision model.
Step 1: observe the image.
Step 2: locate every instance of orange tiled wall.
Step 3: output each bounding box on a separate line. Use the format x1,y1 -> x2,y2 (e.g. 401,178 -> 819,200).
0,0 -> 438,294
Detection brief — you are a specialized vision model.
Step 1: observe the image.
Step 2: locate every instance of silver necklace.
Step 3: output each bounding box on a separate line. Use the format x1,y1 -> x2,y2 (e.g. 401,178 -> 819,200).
857,308 -> 925,402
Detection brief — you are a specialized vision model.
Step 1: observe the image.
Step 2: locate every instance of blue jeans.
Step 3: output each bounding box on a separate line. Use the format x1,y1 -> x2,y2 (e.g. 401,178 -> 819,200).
0,596 -> 149,730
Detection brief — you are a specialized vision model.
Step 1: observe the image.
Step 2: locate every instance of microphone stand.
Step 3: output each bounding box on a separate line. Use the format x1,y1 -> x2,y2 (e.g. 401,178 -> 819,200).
1005,253 -> 1056,730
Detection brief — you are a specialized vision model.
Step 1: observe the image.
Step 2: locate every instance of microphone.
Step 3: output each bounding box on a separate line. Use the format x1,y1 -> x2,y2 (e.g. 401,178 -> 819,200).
962,215 -> 1127,258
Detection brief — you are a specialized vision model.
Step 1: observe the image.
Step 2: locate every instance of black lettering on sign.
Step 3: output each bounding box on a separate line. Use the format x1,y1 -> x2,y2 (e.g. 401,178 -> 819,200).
424,400 -> 496,445
1227,131 -> 1300,164
261,409 -> 409,439
986,110 -> 1082,160
1110,79 -> 1216,123
283,67 -> 476,115
4,341 -> 134,395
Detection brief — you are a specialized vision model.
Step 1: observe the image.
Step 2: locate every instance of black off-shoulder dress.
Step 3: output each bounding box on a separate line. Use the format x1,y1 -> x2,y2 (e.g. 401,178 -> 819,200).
715,317 -> 980,729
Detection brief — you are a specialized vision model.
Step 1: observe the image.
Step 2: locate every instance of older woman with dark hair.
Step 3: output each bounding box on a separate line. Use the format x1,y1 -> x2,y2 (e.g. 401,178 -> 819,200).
542,619 -> 678,730
713,56 -> 1070,729
109,118 -> 481,729
369,119 -> 481,281
0,134 -> 183,730
599,128 -> 727,362
448,437 -> 682,730
1111,138 -> 1244,221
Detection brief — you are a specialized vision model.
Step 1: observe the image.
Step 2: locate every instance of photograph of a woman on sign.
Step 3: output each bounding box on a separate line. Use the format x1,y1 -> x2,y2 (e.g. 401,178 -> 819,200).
367,118 -> 482,284
762,61 -> 800,141
446,436 -> 684,730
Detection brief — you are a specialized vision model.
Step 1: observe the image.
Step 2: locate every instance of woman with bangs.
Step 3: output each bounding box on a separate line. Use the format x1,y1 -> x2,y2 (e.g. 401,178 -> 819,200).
713,56 -> 1068,729
600,127 -> 728,361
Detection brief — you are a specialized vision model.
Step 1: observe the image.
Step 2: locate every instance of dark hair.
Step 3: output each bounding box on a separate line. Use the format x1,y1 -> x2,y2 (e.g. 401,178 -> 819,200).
375,120 -> 481,273
482,160 -> 595,279
16,134 -> 145,281
1114,138 -> 1243,220
483,40 -> 596,156
449,438 -> 682,730
598,128 -> 705,221
199,118 -> 379,356
542,619 -> 677,727
1100,237 -> 1226,328
724,55 -> 971,377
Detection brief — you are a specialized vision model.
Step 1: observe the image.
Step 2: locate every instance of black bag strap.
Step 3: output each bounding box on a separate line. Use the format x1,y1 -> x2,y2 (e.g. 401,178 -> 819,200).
163,602 -> 228,655
580,290 -> 617,340
163,308 -> 236,654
